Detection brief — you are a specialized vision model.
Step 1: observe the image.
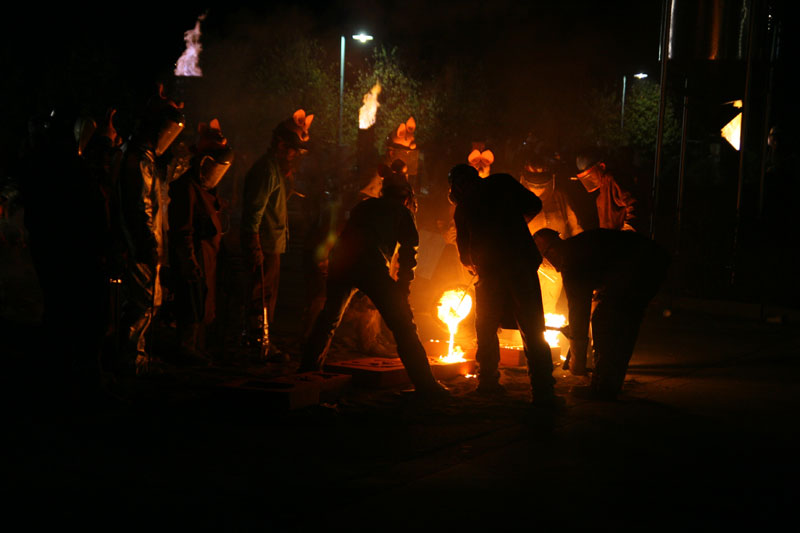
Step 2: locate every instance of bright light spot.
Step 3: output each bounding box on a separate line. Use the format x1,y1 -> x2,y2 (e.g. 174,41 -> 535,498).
352,33 -> 373,43
722,112 -> 742,151
634,72 -> 648,79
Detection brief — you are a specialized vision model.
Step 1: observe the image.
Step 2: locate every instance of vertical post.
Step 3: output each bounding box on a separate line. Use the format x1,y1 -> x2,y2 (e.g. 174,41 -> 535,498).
339,35 -> 345,147
731,0 -> 757,286
675,77 -> 690,255
620,75 -> 627,130
650,0 -> 672,240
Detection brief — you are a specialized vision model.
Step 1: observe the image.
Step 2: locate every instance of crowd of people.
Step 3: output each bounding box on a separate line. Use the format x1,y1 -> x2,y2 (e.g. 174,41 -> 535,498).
0,83 -> 669,408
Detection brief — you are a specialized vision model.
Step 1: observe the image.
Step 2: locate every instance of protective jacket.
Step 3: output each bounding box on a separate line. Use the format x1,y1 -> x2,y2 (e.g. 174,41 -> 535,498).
118,141 -> 165,266
594,171 -> 636,231
240,150 -> 289,254
525,181 -> 582,238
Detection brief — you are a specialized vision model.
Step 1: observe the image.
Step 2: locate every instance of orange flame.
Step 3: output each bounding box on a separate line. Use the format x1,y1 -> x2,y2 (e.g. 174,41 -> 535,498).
437,289 -> 473,362
359,82 -> 382,130
175,14 -> 205,77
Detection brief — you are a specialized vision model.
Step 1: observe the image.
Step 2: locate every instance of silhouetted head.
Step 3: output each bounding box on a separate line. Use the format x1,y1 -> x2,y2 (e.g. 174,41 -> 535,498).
448,163 -> 480,205
533,228 -> 565,270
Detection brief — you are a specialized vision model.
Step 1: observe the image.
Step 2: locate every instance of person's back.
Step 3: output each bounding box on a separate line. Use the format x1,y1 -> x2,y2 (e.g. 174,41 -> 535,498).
559,229 -> 668,301
454,173 -> 542,273
329,195 -> 417,281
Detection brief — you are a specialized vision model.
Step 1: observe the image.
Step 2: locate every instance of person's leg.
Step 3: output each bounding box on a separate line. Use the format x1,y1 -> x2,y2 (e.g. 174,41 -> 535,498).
511,267 -> 556,401
473,274 -> 505,388
298,278 -> 355,372
361,273 -> 439,391
592,299 -> 646,398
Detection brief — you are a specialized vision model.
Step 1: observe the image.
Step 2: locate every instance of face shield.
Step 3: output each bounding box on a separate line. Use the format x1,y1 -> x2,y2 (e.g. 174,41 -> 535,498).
196,148 -> 234,190
155,117 -> 185,156
521,163 -> 554,196
573,165 -> 602,193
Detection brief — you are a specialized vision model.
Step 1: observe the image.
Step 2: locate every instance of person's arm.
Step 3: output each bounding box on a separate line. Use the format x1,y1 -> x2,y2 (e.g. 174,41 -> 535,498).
395,206 -> 420,293
240,158 -> 273,265
453,206 -> 474,272
610,178 -> 636,231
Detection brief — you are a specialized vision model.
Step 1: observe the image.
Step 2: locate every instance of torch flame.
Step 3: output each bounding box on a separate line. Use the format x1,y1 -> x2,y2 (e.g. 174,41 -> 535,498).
359,82 -> 382,130
437,289 -> 473,363
175,14 -> 206,77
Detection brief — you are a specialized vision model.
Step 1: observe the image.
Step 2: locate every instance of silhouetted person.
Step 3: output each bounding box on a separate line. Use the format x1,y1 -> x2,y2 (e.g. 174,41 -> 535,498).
240,109 -> 313,361
534,228 -> 669,399
168,119 -> 233,364
299,168 -> 448,399
448,164 -> 560,407
573,149 -> 636,231
116,87 -> 185,376
520,144 -> 582,316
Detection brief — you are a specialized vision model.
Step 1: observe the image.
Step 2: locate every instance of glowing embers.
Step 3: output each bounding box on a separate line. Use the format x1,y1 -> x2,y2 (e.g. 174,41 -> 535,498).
175,14 -> 205,77
436,289 -> 473,363
359,82 -> 382,129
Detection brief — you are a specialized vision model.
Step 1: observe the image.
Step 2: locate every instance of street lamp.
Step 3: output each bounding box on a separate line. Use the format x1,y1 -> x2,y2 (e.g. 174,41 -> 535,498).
621,72 -> 648,129
339,32 -> 374,146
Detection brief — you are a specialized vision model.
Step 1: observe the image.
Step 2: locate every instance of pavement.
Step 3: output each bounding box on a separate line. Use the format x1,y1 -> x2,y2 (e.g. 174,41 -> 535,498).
3,301 -> 799,531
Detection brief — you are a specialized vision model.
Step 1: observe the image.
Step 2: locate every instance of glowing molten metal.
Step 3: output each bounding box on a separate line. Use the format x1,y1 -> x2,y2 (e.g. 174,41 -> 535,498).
175,14 -> 205,77
544,313 -> 566,348
437,289 -> 473,363
359,82 -> 382,129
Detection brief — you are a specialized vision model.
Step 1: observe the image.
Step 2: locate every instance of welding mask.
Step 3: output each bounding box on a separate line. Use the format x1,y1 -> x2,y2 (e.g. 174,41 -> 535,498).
196,146 -> 234,190
154,106 -> 185,156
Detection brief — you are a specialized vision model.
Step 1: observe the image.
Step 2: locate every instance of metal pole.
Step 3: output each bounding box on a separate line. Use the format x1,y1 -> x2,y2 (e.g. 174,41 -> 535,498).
758,6 -> 779,219
675,77 -> 690,255
731,0 -> 757,286
338,35 -> 345,147
650,0 -> 672,240
620,75 -> 627,130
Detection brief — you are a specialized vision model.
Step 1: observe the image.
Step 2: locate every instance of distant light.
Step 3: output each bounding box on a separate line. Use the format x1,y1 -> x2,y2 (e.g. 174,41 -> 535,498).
722,113 -> 742,151
352,32 -> 373,43
634,72 -> 648,79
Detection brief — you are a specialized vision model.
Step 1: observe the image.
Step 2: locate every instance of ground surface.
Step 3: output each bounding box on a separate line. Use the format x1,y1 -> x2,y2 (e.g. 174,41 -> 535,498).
3,299 -> 799,531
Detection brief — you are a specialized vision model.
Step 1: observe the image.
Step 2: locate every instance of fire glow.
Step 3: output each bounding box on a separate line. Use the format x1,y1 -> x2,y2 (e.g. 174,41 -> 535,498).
544,313 -> 566,349
359,82 -> 382,129
437,289 -> 473,363
175,14 -> 205,77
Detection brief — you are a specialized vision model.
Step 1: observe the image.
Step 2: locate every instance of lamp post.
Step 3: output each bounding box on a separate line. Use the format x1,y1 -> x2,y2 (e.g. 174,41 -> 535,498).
339,32 -> 374,146
621,72 -> 648,129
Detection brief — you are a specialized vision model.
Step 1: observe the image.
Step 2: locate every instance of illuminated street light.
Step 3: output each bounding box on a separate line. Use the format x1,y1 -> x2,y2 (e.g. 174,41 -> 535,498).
352,32 -> 374,43
621,71 -> 649,129
339,32 -> 374,146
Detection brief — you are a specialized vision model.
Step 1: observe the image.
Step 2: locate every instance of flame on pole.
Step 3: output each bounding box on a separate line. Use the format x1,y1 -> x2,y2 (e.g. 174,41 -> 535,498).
721,100 -> 743,151
359,82 -> 382,130
437,289 -> 473,363
175,14 -> 206,77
